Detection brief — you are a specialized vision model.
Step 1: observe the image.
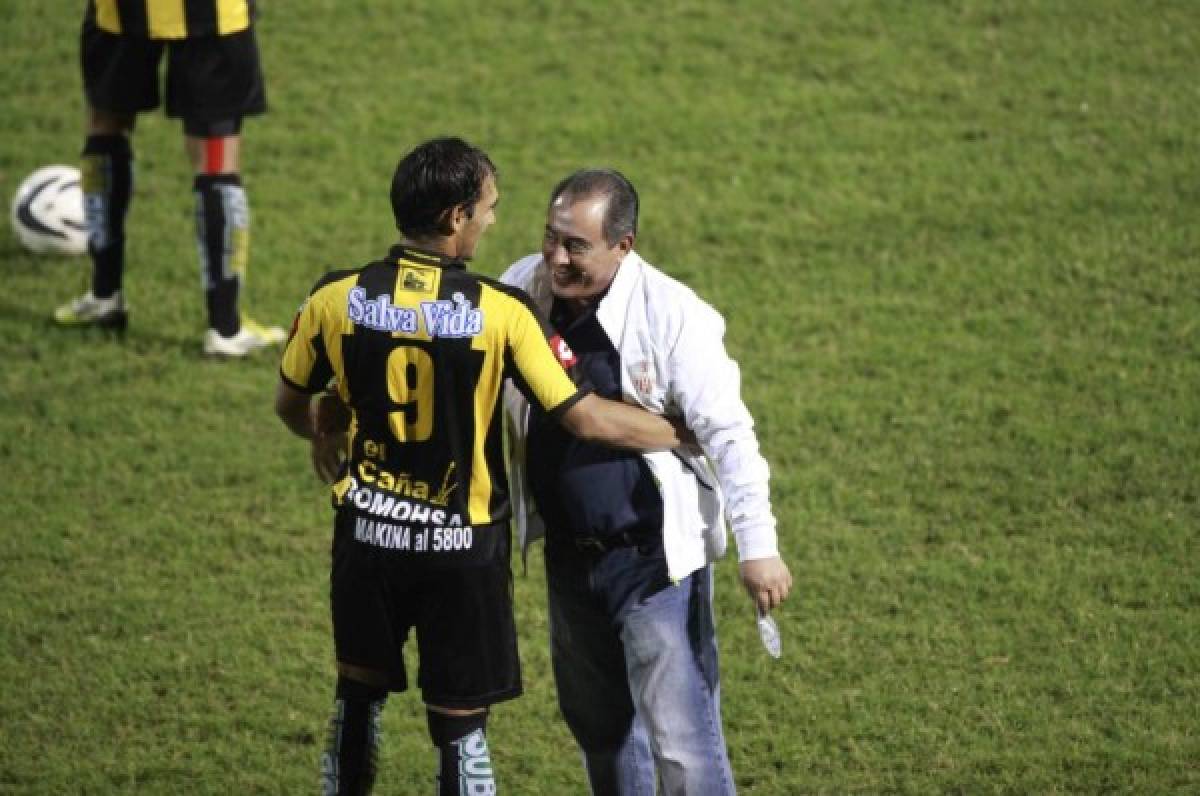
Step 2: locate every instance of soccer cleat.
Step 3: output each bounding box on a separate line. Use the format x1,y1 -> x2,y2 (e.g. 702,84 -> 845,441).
53,290 -> 128,331
203,316 -> 286,358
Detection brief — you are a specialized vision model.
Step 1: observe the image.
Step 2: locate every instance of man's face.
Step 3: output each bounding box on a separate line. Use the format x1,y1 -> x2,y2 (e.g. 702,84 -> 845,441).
457,173 -> 499,258
542,194 -> 630,302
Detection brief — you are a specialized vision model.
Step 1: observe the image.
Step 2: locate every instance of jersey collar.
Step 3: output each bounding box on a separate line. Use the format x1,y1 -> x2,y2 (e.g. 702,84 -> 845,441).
388,244 -> 468,271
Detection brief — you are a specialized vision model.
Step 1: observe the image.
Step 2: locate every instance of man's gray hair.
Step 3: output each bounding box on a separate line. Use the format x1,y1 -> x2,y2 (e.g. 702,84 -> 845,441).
548,168 -> 639,246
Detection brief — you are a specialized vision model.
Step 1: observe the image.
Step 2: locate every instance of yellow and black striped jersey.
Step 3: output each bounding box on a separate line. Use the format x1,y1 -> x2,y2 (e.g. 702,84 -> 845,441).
282,245 -> 586,538
87,0 -> 254,39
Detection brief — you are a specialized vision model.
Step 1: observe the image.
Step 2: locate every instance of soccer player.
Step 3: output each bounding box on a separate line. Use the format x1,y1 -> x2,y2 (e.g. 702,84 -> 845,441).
274,138 -> 687,795
54,0 -> 284,357
502,169 -> 792,795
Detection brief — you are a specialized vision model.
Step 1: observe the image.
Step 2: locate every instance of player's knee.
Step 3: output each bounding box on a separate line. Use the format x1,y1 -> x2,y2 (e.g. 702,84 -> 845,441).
322,675 -> 388,796
184,117 -> 242,139
184,118 -> 243,175
88,109 -> 134,136
336,675 -> 388,703
426,706 -> 488,747
427,707 -> 495,795
336,662 -> 391,691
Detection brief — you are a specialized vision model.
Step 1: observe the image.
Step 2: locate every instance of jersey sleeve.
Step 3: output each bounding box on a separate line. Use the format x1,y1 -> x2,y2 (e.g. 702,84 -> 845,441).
279,288 -> 335,394
503,291 -> 587,417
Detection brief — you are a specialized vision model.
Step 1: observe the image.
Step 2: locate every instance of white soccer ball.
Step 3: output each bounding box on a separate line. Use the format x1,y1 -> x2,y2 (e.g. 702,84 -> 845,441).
10,164 -> 88,255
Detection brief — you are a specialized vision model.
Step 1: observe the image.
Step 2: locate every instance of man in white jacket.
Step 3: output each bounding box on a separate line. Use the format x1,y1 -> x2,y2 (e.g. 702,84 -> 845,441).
502,169 -> 792,795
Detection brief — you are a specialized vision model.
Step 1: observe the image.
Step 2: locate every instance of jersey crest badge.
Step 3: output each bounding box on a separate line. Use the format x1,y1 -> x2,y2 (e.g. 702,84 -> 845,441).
631,360 -> 657,399
400,265 -> 436,293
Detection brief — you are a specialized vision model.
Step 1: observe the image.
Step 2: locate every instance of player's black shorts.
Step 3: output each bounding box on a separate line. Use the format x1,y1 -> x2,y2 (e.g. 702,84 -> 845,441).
80,17 -> 266,126
330,512 -> 522,710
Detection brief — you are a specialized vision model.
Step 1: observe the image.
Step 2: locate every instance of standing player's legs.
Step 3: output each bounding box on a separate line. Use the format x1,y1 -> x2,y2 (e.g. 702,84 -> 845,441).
324,521 -> 392,795
169,27 -> 282,355
183,119 -> 285,352
55,19 -> 159,329
85,109 -> 136,299
416,554 -> 519,796
426,705 -> 494,796
186,125 -> 242,338
73,108 -> 136,327
322,662 -> 389,796
320,663 -> 496,796
324,518 -> 513,794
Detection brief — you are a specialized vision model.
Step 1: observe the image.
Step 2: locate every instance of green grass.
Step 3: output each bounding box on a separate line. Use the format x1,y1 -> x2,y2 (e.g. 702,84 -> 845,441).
2,1 -> 1198,793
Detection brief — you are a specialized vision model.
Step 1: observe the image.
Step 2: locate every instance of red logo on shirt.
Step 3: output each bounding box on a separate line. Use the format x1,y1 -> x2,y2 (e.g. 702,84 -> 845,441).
549,334 -> 578,368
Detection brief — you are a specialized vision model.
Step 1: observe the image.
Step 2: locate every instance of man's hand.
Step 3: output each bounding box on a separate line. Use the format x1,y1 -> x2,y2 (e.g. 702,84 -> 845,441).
312,391 -> 352,435
311,432 -> 347,484
299,390 -> 350,483
739,556 -> 792,615
668,416 -> 697,447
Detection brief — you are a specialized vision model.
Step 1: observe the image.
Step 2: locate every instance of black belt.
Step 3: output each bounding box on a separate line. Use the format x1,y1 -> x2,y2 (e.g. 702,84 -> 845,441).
573,531 -> 655,554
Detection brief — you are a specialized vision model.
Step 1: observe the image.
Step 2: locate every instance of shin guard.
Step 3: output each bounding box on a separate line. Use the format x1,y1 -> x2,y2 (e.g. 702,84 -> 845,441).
320,677 -> 387,796
193,174 -> 248,336
427,709 -> 495,796
81,134 -> 133,298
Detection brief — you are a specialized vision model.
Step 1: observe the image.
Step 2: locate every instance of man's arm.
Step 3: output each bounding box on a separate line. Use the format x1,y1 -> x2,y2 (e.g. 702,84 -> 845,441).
275,380 -> 347,483
500,282 -> 689,453
665,300 -> 792,614
558,393 -> 689,452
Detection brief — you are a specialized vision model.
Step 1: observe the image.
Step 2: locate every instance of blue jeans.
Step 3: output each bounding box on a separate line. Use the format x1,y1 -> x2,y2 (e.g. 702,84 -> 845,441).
545,536 -> 736,796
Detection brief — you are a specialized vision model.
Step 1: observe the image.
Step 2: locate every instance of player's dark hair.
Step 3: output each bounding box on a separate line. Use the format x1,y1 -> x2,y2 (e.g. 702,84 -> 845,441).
390,137 -> 497,239
548,168 -> 639,246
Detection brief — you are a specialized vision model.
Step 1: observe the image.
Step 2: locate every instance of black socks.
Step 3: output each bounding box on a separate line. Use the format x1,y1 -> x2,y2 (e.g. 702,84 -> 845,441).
79,136 -> 252,336
319,681 -> 499,795
193,173 -> 249,336
427,709 -> 496,795
81,134 -> 133,298
320,677 -> 388,795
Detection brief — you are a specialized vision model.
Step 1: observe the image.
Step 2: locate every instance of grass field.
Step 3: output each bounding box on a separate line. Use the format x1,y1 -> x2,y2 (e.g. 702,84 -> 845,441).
2,1 -> 1198,793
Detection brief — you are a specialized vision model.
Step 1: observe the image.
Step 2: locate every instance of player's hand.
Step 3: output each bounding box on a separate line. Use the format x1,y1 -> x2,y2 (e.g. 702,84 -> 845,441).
668,416 -> 698,448
311,391 -> 352,435
311,432 -> 347,484
739,556 -> 792,615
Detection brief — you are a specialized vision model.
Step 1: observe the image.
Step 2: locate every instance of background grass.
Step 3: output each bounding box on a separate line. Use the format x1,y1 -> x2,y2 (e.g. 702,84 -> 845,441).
2,1 -> 1198,793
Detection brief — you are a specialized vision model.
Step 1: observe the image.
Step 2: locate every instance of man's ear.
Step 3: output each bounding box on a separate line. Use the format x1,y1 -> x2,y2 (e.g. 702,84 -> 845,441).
448,201 -> 476,231
616,233 -> 635,256
436,205 -> 460,236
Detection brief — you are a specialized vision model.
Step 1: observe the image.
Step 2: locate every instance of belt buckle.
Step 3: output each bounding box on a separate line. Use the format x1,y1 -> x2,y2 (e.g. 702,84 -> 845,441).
575,537 -> 608,553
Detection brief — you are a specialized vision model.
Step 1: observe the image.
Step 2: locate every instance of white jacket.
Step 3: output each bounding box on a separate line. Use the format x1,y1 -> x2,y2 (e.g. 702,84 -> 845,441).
501,250 -> 779,582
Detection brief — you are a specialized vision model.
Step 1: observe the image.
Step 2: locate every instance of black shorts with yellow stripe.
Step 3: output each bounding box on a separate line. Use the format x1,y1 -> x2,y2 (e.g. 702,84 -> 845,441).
81,16 -> 266,127
330,512 -> 521,709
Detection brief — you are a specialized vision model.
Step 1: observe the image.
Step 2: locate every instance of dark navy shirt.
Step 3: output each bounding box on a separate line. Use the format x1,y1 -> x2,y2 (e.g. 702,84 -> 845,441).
527,297 -> 664,542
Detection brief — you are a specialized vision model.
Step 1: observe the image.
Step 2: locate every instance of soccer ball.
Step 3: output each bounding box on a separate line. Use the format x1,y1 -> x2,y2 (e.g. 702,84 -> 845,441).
10,165 -> 88,255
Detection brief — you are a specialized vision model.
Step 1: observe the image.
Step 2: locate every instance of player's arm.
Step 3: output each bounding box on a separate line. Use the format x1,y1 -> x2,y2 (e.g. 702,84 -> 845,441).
511,362 -> 686,452
559,393 -> 686,451
275,382 -> 346,483
275,284 -> 348,483
275,380 -> 316,439
504,291 -> 684,452
276,288 -> 334,440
